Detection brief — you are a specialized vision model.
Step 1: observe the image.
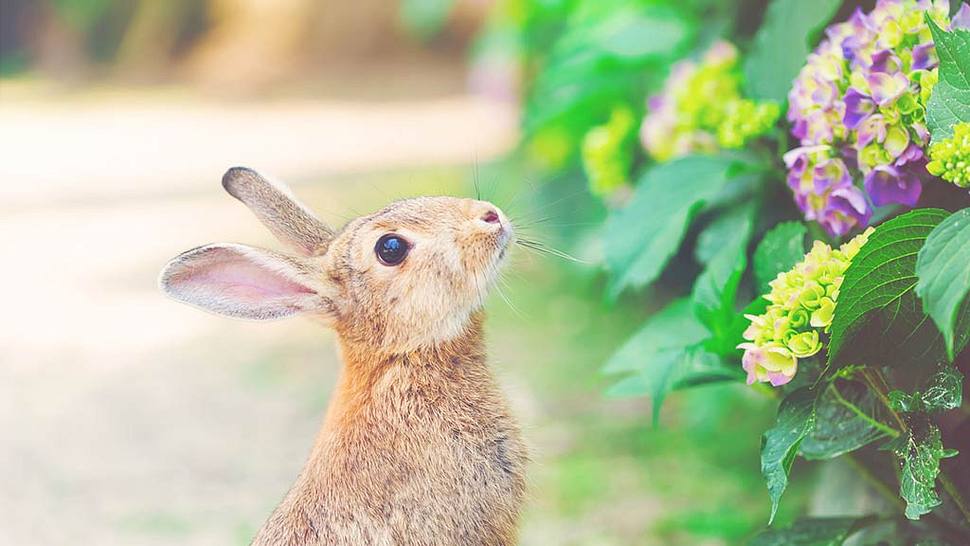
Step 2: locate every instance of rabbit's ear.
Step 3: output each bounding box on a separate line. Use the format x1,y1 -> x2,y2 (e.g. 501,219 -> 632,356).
222,167 -> 335,256
159,243 -> 337,321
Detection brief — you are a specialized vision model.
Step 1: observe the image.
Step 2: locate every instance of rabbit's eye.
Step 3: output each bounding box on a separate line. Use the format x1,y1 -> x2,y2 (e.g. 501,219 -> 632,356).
375,234 -> 410,266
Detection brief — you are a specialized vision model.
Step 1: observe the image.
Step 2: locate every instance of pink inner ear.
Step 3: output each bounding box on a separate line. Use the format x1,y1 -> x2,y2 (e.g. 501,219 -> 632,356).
163,246 -> 319,319
190,259 -> 315,304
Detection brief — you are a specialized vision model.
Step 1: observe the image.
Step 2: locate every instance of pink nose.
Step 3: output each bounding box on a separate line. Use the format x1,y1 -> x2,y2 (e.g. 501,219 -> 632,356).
481,209 -> 500,224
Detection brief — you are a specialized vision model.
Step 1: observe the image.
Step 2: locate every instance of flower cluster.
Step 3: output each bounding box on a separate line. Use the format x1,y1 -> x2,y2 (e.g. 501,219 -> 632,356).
927,122 -> 970,188
738,228 -> 874,387
640,41 -> 779,162
784,0 -> 966,238
581,106 -> 636,197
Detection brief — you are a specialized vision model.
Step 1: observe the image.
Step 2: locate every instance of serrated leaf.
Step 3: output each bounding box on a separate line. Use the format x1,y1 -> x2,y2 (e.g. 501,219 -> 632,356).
888,421 -> 956,520
749,516 -> 873,546
692,204 -> 755,356
762,387 -> 818,523
605,155 -> 737,298
800,380 -> 891,460
916,208 -> 970,359
743,0 -> 842,103
827,209 -> 952,369
603,298 -> 708,374
754,222 -> 808,294
926,18 -> 970,140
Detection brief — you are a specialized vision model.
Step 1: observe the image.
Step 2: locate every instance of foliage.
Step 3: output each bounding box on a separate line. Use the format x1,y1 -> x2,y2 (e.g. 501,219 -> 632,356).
916,207 -> 970,358
481,0 -> 970,542
826,209 -> 958,369
761,387 -> 818,523
925,16 -> 970,141
742,0 -> 842,103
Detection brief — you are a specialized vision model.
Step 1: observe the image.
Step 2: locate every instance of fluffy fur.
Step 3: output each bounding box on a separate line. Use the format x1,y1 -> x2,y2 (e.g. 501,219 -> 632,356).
159,168 -> 527,545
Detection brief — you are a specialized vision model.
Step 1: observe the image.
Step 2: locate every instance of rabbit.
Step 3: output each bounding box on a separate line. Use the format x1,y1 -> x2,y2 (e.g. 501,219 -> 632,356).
158,167 -> 527,546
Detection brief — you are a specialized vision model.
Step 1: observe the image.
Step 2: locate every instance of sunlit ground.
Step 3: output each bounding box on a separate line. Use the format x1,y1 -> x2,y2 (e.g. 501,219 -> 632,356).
0,82 -> 804,545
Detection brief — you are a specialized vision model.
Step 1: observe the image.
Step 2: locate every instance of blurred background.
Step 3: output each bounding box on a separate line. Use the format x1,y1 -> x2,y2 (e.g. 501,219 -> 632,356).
0,1 -> 799,544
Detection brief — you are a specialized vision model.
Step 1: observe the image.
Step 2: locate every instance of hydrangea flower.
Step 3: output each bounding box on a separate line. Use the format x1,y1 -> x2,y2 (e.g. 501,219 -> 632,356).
581,106 -> 636,197
738,228 -> 875,387
640,41 -> 779,162
926,122 -> 970,188
785,0 -> 967,238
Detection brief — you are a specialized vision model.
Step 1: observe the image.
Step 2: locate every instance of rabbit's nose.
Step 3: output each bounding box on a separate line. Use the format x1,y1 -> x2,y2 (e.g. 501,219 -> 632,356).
481,209 -> 500,224
470,201 -> 506,230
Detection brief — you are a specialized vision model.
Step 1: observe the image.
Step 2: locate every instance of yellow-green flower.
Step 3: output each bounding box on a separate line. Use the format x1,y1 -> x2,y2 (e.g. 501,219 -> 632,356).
581,106 -> 637,197
926,122 -> 970,188
738,228 -> 874,387
640,41 -> 779,162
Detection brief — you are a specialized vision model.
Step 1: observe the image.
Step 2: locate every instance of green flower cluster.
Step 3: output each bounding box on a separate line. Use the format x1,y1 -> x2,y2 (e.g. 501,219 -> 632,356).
581,106 -> 636,197
926,122 -> 970,188
640,41 -> 780,162
718,99 -> 782,149
738,228 -> 874,387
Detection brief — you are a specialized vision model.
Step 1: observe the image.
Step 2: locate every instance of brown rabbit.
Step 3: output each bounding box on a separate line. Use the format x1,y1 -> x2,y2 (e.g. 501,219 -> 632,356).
159,168 -> 527,545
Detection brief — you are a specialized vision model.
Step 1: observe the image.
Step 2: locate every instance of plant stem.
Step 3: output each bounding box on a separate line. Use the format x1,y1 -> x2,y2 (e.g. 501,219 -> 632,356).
860,367 -> 970,526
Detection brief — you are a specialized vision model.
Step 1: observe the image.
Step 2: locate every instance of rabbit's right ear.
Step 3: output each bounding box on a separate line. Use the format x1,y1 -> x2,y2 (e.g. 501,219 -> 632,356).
222,167 -> 335,256
158,243 -> 338,321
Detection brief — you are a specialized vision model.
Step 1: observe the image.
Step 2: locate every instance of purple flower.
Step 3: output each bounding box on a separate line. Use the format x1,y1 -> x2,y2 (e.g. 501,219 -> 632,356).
865,165 -> 923,206
820,185 -> 872,238
952,3 -> 970,30
911,43 -> 935,71
843,88 -> 875,129
784,0 -> 953,237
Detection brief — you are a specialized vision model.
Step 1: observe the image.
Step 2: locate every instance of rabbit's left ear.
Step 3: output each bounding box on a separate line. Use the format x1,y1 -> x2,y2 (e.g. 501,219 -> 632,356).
158,243 -> 338,321
222,167 -> 335,256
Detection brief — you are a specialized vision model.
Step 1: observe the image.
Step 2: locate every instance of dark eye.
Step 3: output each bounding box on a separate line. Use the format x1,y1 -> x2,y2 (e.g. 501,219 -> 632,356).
375,234 -> 410,266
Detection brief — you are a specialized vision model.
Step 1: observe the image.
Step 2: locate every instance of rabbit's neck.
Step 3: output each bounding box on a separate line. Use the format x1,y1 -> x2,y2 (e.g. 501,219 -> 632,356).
325,311 -> 493,428
251,311 -> 525,545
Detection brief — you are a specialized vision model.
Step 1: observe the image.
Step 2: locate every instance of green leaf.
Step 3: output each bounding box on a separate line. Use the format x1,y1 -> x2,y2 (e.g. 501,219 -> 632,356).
692,204 -> 755,356
594,7 -> 691,59
603,299 -> 708,374
827,209 -> 952,369
920,365 -> 963,412
606,346 -> 731,425
886,420 -> 957,519
523,3 -> 692,138
926,17 -> 970,141
753,222 -> 808,294
743,0 -> 842,103
916,208 -> 970,360
605,372 -> 652,398
762,387 -> 818,523
749,516 -> 873,546
695,203 -> 756,264
890,364 -> 964,414
604,298 -> 741,424
800,380 -> 891,460
604,155 -> 737,298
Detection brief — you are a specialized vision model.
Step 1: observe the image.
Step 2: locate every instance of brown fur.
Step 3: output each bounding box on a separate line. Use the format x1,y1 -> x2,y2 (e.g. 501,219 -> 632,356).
159,168 -> 527,545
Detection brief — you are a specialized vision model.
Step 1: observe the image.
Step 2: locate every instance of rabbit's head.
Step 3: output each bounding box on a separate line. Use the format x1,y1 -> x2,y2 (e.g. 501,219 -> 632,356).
159,168 -> 512,353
